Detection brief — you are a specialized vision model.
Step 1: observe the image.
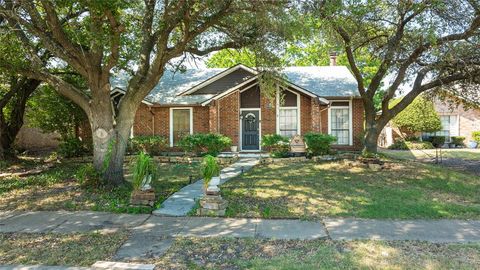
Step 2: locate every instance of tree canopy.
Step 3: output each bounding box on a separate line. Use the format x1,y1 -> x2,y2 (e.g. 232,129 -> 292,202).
308,0 -> 480,153
0,0 -> 289,184
391,96 -> 442,134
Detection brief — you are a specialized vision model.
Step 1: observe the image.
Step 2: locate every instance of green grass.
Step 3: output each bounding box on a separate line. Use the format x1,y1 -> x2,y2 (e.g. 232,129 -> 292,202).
221,160 -> 480,219
0,160 -> 202,213
0,231 -> 128,266
151,237 -> 480,270
381,148 -> 480,161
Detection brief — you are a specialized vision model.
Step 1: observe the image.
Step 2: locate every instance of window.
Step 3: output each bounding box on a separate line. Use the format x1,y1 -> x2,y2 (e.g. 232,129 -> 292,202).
423,115 -> 457,142
170,108 -> 192,146
279,108 -> 298,137
277,89 -> 300,138
330,107 -> 350,145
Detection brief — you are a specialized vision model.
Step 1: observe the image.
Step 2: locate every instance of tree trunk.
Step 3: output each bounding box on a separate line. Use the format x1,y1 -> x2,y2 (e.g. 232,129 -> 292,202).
87,82 -> 136,187
362,103 -> 383,154
0,78 -> 41,160
363,125 -> 380,154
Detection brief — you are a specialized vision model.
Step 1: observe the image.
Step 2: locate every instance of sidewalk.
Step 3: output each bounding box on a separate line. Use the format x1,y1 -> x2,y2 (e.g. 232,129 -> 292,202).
1,210 -> 480,261
152,158 -> 259,216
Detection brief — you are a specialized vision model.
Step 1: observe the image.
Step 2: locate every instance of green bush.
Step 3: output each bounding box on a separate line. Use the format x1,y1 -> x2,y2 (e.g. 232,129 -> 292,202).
201,155 -> 220,188
424,136 -> 446,148
75,164 -> 102,188
58,136 -> 89,158
388,140 -> 434,150
450,136 -> 465,147
472,131 -> 480,143
129,135 -> 168,155
261,134 -> 290,158
178,133 -> 231,156
303,132 -> 336,156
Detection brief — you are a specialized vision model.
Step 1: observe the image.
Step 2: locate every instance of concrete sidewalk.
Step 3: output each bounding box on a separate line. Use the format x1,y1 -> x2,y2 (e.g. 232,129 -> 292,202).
152,158 -> 259,216
1,210 -> 480,260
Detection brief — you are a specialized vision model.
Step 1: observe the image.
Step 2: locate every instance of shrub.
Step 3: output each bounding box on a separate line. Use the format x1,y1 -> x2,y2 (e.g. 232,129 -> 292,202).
388,140 -> 434,150
75,164 -> 102,188
303,132 -> 337,156
129,135 -> 168,155
424,136 -> 446,148
261,134 -> 290,158
404,136 -> 420,142
201,155 -> 220,188
472,131 -> 480,143
450,136 -> 465,147
58,136 -> 89,158
178,133 -> 232,156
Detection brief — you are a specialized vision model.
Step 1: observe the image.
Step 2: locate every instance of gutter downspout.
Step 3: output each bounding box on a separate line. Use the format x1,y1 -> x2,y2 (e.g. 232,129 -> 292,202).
149,106 -> 155,135
318,98 -> 331,133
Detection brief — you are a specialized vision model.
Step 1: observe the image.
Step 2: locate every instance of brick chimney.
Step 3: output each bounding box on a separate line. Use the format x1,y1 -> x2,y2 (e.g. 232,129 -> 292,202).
329,52 -> 337,66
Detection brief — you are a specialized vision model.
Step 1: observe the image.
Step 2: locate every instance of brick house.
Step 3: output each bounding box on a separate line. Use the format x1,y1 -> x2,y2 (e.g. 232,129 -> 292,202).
379,96 -> 480,147
112,62 -> 365,152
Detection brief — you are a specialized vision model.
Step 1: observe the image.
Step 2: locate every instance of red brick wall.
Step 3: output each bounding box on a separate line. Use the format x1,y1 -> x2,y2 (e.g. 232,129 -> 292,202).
133,104 -> 155,136
131,96 -> 365,151
218,91 -> 240,146
260,94 -> 276,135
208,100 -> 218,133
352,98 -> 365,149
300,94 -> 312,134
193,106 -> 210,133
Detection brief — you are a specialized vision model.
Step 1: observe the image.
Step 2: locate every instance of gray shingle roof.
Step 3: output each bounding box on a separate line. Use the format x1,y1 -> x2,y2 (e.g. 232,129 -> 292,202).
282,66 -> 359,97
110,65 -> 359,105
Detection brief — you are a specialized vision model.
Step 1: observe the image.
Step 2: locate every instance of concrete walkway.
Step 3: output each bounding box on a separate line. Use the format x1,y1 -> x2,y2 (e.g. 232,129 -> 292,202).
2,210 -> 480,261
152,158 -> 259,216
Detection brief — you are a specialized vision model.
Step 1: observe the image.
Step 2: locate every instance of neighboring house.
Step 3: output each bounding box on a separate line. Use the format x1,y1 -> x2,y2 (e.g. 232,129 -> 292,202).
423,97 -> 480,143
379,96 -> 480,148
111,61 -> 365,152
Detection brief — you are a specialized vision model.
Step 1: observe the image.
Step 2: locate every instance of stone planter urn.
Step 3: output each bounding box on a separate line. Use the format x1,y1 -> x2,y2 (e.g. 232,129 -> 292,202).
230,146 -> 238,152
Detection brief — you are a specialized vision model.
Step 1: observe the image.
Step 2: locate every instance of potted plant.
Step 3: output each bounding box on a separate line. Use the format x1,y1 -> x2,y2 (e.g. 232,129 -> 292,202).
230,145 -> 238,152
130,152 -> 157,206
201,155 -> 220,193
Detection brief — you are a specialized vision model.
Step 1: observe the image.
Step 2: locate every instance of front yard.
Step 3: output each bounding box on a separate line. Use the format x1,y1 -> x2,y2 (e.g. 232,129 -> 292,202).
0,157 -> 202,213
147,238 -> 480,269
0,231 -> 128,266
380,148 -> 480,161
221,160 -> 480,219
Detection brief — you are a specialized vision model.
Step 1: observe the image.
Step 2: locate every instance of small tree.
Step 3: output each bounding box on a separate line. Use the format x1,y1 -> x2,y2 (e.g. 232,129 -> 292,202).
391,96 -> 442,136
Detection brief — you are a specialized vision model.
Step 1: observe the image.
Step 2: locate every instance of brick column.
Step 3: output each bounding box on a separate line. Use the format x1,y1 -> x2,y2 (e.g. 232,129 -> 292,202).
311,98 -> 322,133
208,100 -> 218,133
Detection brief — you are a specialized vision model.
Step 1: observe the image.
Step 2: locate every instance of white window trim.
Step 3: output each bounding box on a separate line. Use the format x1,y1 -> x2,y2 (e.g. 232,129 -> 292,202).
275,88 -> 301,136
169,107 -> 193,147
328,100 -> 353,146
239,108 -> 262,152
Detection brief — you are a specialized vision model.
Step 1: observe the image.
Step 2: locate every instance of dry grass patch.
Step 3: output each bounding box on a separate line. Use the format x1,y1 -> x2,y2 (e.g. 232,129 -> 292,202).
221,160 -> 480,219
0,231 -> 129,266
144,237 -> 480,269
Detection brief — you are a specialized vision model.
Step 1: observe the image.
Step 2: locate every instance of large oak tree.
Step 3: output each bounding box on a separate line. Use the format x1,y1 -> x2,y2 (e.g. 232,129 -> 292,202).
0,0 -> 285,185
310,0 -> 480,153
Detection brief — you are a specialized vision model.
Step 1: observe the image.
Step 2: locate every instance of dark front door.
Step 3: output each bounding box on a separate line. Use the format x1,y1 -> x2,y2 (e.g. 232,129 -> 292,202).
241,110 -> 260,150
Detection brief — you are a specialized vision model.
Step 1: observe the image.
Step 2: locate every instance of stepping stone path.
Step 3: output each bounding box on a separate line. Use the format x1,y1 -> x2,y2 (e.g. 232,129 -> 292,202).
152,158 -> 259,216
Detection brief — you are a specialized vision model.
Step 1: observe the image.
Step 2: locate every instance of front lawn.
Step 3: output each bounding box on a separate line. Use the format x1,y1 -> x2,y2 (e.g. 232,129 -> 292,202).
221,160 -> 480,219
0,159 -> 202,213
380,148 -> 480,161
152,238 -> 480,270
0,231 -> 128,266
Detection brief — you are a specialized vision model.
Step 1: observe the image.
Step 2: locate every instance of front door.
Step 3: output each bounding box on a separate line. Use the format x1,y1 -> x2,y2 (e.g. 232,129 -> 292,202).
241,110 -> 260,151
